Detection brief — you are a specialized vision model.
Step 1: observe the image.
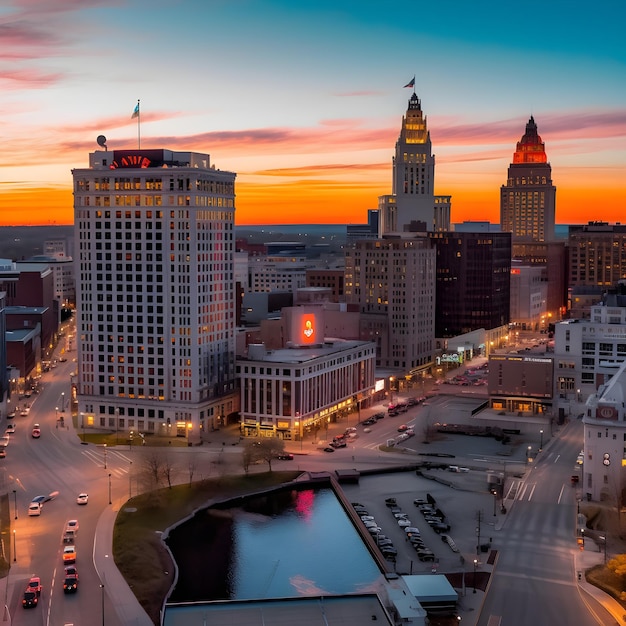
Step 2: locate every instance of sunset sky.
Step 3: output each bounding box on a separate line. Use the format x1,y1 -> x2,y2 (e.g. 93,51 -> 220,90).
1,0 -> 625,227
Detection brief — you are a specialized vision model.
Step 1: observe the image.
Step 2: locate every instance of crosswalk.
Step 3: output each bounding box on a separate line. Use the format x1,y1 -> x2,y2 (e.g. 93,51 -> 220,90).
81,447 -> 133,478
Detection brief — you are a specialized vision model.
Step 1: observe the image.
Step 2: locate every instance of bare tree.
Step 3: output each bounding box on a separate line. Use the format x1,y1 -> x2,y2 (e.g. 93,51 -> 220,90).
162,452 -> 178,489
187,453 -> 198,485
242,438 -> 286,472
141,449 -> 165,490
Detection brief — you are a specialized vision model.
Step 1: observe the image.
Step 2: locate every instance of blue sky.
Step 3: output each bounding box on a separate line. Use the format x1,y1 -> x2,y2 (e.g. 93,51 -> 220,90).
1,0 -> 625,225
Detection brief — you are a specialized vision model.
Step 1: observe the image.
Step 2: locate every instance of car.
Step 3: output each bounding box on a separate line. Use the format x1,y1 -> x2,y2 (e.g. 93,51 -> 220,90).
63,574 -> 78,593
397,424 -> 408,432
63,530 -> 77,544
373,412 -> 386,420
404,527 -> 421,536
384,497 -> 397,507
430,522 -> 451,533
376,538 -> 394,547
63,546 -> 76,564
7,410 -> 16,419
20,409 -> 29,417
362,418 -> 376,426
322,447 -> 335,453
31,494 -> 52,504
393,512 -> 409,519
76,493 -> 89,505
366,526 -> 382,535
5,424 -> 15,434
405,429 -> 415,437
351,502 -> 366,507
363,520 -> 379,528
28,503 -> 42,516
363,427 -> 372,433
59,356 -> 68,362
66,519 -> 79,532
0,448 -> 5,458
413,498 -> 428,506
22,590 -> 38,608
330,440 -> 346,449
417,551 -> 436,562
65,565 -> 78,577
276,453 -> 294,460
0,435 -> 9,447
32,427 -> 41,438
344,427 -> 357,434
381,546 -> 397,556
397,518 -> 411,527
360,515 -> 375,522
577,454 -> 584,465
27,576 -> 42,597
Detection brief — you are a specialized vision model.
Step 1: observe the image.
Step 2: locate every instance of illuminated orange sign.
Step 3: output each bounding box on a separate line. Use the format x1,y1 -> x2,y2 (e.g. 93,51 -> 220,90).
301,317 -> 315,344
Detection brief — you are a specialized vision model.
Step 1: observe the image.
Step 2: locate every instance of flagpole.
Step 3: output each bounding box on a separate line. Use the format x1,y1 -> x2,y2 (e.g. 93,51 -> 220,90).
137,99 -> 141,149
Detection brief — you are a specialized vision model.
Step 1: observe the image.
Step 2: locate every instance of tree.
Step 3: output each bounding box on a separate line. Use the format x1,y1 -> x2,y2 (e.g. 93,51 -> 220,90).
242,438 -> 286,472
607,554 -> 626,577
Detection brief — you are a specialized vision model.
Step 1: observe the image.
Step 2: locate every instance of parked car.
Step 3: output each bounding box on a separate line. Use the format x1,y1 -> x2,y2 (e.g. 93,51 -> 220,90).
276,453 -> 294,460
384,497 -> 397,507
397,424 -> 408,432
322,447 -> 335,453
397,518 -> 412,527
5,424 -> 15,434
330,440 -> 346,449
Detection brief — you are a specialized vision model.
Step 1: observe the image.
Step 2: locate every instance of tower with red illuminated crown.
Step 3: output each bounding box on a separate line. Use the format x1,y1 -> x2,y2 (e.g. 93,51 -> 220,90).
500,116 -> 556,242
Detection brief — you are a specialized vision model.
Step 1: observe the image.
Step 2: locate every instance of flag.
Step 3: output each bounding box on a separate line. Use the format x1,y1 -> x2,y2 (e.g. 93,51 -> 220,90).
131,102 -> 140,119
403,77 -> 415,89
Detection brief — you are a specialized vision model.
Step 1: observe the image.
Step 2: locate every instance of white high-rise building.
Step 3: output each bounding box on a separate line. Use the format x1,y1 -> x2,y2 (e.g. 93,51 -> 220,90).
379,91 -> 451,234
73,148 -> 237,440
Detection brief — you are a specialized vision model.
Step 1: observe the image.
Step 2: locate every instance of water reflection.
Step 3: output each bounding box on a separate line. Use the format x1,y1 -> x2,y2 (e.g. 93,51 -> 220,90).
168,487 -> 383,602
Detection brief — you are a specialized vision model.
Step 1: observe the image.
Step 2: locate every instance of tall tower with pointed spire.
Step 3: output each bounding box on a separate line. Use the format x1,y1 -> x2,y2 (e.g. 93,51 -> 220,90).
379,91 -> 450,233
500,116 -> 556,242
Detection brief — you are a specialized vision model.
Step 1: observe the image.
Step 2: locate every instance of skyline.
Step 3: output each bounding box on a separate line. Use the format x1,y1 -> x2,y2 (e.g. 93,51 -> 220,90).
1,0 -> 625,227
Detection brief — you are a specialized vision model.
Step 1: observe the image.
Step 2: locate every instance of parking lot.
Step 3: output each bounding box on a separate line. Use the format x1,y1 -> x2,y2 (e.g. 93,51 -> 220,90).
340,467 -> 505,577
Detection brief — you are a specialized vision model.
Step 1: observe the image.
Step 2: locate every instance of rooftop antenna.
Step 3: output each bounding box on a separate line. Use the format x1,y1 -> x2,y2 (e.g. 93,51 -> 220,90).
97,135 -> 108,151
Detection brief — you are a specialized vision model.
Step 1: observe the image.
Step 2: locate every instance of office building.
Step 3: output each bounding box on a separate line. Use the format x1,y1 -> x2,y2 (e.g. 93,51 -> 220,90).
568,222 -> 626,300
500,116 -> 556,243
430,231 -> 511,345
379,91 -> 451,234
582,359 -> 626,503
344,236 -> 436,373
553,289 -> 626,419
73,148 -> 237,439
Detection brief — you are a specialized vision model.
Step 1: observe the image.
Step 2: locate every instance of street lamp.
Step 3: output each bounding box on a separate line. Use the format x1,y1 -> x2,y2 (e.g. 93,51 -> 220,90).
108,473 -> 112,505
81,412 -> 85,441
539,429 -> 544,451
129,430 -> 134,450
12,489 -> 17,519
129,461 -> 133,498
473,559 -> 477,593
492,490 -> 497,517
13,530 -> 16,562
599,535 -> 607,564
103,443 -> 107,469
526,445 -> 532,465
115,408 -> 119,445
61,392 -> 65,412
100,583 -> 105,626
55,406 -> 58,423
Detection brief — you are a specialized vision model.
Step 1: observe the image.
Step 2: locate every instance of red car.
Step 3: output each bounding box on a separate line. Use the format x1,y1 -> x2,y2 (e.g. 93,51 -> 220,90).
22,576 -> 42,608
27,576 -> 42,596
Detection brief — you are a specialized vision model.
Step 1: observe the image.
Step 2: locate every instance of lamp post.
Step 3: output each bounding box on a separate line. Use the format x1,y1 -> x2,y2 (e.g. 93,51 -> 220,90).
61,392 -> 65,412
108,473 -> 112,505
129,430 -> 134,450
526,445 -> 532,465
81,412 -> 85,441
492,490 -> 497,517
100,583 -> 105,626
129,461 -> 133,498
12,489 -> 17,519
599,535 -> 607,564
55,406 -> 58,423
103,443 -> 107,469
13,530 -> 16,562
115,408 -> 119,445
473,559 -> 477,593
539,429 -> 544,452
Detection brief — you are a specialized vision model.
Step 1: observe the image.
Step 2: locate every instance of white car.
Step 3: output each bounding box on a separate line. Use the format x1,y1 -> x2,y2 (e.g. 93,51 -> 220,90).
66,519 -> 79,532
76,493 -> 89,505
28,502 -> 42,516
397,518 -> 412,527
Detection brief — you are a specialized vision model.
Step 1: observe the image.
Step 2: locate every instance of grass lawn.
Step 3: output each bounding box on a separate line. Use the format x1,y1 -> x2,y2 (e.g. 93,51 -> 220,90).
585,563 -> 626,608
113,471 -> 300,625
